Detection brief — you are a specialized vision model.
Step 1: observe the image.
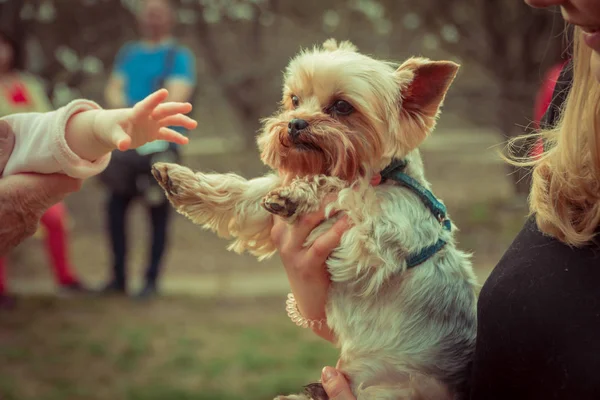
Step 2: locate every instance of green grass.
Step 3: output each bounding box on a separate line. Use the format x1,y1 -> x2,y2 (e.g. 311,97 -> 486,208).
0,296 -> 337,400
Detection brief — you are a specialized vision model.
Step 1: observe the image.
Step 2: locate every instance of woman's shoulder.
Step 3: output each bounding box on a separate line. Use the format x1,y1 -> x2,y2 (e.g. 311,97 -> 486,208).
472,217 -> 600,399
480,216 -> 600,314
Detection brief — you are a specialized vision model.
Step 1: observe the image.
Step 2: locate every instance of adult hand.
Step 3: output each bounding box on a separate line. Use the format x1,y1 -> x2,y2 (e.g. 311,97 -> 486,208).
321,366 -> 451,399
270,195 -> 350,342
321,367 -> 356,400
0,173 -> 81,256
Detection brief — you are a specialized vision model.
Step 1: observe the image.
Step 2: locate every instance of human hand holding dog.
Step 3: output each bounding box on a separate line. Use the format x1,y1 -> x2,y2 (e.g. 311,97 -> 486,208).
0,173 -> 81,257
322,367 -> 356,400
271,194 -> 349,342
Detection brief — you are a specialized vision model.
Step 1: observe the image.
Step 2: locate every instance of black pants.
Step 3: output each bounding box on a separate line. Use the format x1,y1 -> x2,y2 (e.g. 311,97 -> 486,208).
106,192 -> 170,289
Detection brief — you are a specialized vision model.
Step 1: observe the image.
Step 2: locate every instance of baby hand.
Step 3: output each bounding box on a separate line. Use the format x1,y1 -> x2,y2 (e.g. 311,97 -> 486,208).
93,89 -> 197,151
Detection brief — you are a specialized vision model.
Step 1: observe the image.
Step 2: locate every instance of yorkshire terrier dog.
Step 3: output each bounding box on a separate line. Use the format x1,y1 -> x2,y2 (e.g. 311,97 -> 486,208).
152,39 -> 477,400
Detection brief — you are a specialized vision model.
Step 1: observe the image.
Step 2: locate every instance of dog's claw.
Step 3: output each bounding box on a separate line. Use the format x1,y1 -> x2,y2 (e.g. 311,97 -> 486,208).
152,164 -> 178,196
262,192 -> 298,219
151,166 -> 162,182
166,175 -> 177,195
265,202 -> 284,213
304,383 -> 328,400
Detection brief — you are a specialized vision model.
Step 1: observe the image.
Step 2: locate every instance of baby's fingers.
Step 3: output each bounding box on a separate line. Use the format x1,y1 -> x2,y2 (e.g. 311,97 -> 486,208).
134,89 -> 169,115
152,102 -> 192,120
157,127 -> 189,145
159,114 -> 197,130
111,126 -> 132,151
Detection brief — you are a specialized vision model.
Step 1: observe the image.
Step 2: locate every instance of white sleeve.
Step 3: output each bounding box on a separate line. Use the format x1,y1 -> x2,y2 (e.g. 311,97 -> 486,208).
1,100 -> 112,179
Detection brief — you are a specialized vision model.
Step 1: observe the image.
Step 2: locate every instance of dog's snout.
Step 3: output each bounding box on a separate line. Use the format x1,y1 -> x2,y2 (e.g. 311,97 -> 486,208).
287,118 -> 309,138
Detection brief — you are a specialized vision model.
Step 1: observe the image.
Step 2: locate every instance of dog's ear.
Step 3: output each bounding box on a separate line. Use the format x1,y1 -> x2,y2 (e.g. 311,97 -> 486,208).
394,58 -> 459,148
322,38 -> 358,52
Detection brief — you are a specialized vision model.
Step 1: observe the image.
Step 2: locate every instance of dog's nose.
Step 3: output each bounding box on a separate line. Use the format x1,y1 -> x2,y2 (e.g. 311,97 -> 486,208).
287,118 -> 309,138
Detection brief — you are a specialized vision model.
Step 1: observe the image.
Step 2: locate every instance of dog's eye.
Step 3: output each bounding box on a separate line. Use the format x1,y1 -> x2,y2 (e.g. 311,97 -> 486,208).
291,95 -> 300,108
331,100 -> 354,116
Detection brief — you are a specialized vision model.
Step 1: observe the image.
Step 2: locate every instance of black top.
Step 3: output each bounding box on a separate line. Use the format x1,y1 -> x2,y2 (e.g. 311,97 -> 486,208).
469,62 -> 600,399
470,218 -> 600,399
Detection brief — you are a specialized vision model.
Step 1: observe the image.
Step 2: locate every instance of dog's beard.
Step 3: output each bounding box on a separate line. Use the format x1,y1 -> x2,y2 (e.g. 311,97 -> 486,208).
259,115 -> 383,182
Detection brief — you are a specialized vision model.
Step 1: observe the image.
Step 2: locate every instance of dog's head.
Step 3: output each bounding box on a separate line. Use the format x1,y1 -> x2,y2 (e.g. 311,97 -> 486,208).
257,39 -> 459,182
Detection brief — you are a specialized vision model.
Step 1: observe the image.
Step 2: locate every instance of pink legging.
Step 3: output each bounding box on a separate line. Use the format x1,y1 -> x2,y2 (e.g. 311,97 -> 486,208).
0,202 -> 78,294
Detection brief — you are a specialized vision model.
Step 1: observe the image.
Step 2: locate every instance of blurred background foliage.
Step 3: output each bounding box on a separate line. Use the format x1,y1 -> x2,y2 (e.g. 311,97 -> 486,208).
0,0 -> 565,143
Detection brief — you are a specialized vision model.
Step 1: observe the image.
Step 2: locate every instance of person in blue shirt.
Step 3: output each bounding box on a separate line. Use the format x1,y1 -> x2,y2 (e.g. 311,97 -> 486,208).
101,0 -> 196,299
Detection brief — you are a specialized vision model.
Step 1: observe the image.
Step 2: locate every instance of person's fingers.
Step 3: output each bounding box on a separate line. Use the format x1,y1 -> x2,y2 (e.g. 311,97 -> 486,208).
158,114 -> 197,130
111,125 -> 132,151
321,367 -> 356,400
281,210 -> 325,252
321,193 -> 339,215
151,102 -> 192,120
306,215 -> 349,262
280,193 -> 340,252
157,127 -> 189,145
135,89 -> 169,115
270,216 -> 288,249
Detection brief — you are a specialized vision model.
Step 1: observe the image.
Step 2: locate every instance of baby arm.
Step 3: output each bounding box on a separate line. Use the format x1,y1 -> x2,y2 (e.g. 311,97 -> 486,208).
65,88 -> 195,161
1,89 -> 196,179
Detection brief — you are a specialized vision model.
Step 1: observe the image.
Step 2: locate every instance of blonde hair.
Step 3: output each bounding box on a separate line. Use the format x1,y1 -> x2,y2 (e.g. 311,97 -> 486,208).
510,27 -> 600,247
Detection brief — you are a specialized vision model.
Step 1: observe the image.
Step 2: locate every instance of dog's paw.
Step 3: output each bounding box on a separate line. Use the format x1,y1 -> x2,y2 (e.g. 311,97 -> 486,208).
152,162 -> 181,196
262,188 -> 298,219
304,383 -> 328,400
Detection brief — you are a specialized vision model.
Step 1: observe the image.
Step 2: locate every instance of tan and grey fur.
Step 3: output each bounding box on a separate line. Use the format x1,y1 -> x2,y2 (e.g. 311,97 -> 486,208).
152,39 -> 477,400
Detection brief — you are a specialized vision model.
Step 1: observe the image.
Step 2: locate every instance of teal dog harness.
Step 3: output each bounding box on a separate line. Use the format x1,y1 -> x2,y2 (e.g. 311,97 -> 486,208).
379,159 -> 451,268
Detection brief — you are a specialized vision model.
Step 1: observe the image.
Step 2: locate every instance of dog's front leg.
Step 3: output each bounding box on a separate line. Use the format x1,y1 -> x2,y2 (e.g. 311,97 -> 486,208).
261,175 -> 348,223
152,162 -> 281,258
261,179 -> 405,289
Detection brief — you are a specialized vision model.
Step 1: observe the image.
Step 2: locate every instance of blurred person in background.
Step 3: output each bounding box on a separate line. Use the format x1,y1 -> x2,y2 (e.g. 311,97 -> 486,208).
0,27 -> 91,307
99,0 -> 196,299
533,60 -> 568,129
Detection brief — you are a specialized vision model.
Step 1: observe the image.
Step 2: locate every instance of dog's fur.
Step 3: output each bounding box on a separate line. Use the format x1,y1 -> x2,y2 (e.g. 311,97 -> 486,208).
152,39 -> 477,400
